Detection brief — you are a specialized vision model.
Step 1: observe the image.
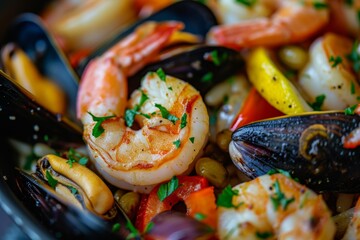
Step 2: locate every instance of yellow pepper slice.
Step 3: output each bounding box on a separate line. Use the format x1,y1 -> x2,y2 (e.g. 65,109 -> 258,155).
247,47 -> 312,114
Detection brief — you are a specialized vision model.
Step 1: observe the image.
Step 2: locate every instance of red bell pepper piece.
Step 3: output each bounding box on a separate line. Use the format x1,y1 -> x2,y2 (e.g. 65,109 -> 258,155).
135,176 -> 209,232
344,104 -> 360,149
230,87 -> 284,131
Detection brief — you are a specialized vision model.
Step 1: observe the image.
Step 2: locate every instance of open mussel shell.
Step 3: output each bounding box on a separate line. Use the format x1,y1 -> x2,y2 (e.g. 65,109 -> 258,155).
230,112 -> 360,192
11,168 -> 129,239
3,13 -> 79,123
0,71 -> 82,145
76,0 -> 218,76
128,45 -> 243,94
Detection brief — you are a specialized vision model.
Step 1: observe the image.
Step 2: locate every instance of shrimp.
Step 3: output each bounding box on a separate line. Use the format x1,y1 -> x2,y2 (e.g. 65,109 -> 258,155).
218,173 -> 335,240
298,33 -> 360,110
77,22 -> 209,193
342,197 -> 360,240
207,0 -> 329,49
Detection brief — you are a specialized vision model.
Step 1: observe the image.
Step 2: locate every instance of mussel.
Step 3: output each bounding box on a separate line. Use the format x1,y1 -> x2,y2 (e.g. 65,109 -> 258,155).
230,112 -> 360,192
76,1 -> 218,76
11,155 -> 131,239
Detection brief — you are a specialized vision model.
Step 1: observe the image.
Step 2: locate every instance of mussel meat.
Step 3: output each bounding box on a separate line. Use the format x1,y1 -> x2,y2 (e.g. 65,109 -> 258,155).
230,112 -> 360,192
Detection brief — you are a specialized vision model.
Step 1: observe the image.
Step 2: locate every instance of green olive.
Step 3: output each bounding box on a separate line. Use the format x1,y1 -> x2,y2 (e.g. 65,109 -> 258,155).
195,157 -> 228,188
279,45 -> 308,70
114,189 -> 127,203
118,192 -> 140,220
216,129 -> 232,152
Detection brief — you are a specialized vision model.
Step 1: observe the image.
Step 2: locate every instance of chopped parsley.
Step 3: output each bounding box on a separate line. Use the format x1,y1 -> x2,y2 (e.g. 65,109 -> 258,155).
344,104 -> 358,115
267,169 -> 299,182
284,69 -> 296,79
157,176 -> 179,201
66,148 -> 89,167
194,213 -> 207,221
329,56 -> 342,67
256,231 -> 274,239
351,81 -> 356,94
156,68 -> 166,82
24,151 -> 39,170
235,0 -> 257,7
347,40 -> 360,73
189,137 -> 195,143
66,159 -> 76,168
67,186 -> 78,195
173,139 -> 181,149
88,112 -> 116,138
112,223 -> 121,233
43,134 -> 49,142
270,180 -> 295,211
223,95 -> 229,104
168,86 -> 173,91
125,91 -> 150,127
313,2 -> 328,9
201,72 -> 213,83
217,185 -> 241,208
125,219 -> 140,239
209,50 -> 228,66
144,222 -> 154,234
308,94 -> 326,111
46,170 -> 58,189
155,103 -> 179,124
180,113 -> 187,129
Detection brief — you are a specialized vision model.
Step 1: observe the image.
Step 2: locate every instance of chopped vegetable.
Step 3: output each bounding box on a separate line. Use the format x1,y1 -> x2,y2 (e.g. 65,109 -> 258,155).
270,180 -> 295,211
308,94 -> 326,111
201,72 -> 213,83
156,68 -> 166,82
235,0 -> 257,7
155,103 -> 179,124
347,40 -> 360,73
351,81 -> 356,94
344,104 -> 358,115
46,170 -> 58,189
157,176 -> 179,201
217,185 -> 240,208
112,223 -> 121,233
329,56 -> 342,67
313,2 -> 328,9
189,137 -> 195,143
88,112 -> 116,138
180,113 -> 187,129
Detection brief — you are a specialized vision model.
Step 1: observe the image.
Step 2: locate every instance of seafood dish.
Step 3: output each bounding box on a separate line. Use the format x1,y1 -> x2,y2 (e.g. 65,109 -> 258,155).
1,0 -> 360,239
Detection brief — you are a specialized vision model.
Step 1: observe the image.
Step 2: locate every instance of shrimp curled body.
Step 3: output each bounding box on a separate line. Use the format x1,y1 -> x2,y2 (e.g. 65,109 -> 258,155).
218,174 -> 335,240
77,22 -> 209,193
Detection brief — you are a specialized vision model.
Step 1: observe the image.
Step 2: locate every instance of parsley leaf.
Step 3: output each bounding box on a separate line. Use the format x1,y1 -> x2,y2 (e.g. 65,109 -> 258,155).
125,91 -> 150,127
125,219 -> 140,239
173,139 -> 181,149
67,186 -> 78,195
168,86 -> 173,91
347,40 -> 360,73
344,104 -> 358,115
156,68 -> 166,82
308,94 -> 326,111
157,176 -> 179,201
256,231 -> 274,239
210,50 -> 228,66
66,148 -> 89,167
235,0 -> 257,7
66,159 -> 76,168
351,81 -> 356,94
194,213 -> 207,221
112,223 -> 121,233
88,112 -> 116,138
189,137 -> 195,143
329,56 -> 342,67
201,72 -> 213,83
180,113 -> 187,129
313,2 -> 328,9
155,103 -> 179,124
144,222 -> 154,234
217,185 -> 240,208
24,151 -> 39,170
78,157 -> 88,166
270,179 -> 295,211
267,169 -> 299,182
46,170 -> 58,189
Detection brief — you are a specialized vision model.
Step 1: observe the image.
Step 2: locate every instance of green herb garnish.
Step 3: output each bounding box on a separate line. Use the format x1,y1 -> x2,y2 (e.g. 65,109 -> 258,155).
256,231 -> 274,239
347,40 -> 360,73
189,137 -> 195,143
43,134 -> 49,142
157,176 -> 179,201
112,223 -> 121,233
46,170 -> 58,189
344,104 -> 358,115
351,81 -> 356,94
78,157 -> 88,166
144,222 -> 154,234
313,2 -> 328,9
156,68 -> 166,82
180,113 -> 187,129
267,169 -> 299,182
329,56 -> 342,67
66,159 -> 76,168
67,148 -> 89,167
67,186 -> 78,195
173,139 -> 181,149
217,185 -> 240,208
308,94 -> 326,111
270,179 -> 295,211
168,86 -> 173,91
125,91 -> 150,127
24,151 -> 39,170
125,219 -> 140,239
210,50 -> 228,66
155,103 -> 179,124
88,112 -> 116,138
194,213 -> 207,221
201,72 -> 213,83
235,0 -> 257,7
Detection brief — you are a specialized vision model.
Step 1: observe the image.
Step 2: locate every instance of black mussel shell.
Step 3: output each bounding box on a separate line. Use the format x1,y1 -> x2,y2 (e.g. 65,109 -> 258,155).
11,169 -> 129,240
230,112 -> 360,192
76,1 -> 218,76
0,71 -> 82,145
128,45 -> 243,94
3,13 -> 79,123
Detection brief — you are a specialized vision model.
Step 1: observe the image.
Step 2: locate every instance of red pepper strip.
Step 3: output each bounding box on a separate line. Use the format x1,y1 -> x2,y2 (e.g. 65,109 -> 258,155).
184,186 -> 217,230
344,104 -> 360,149
135,176 -> 209,232
230,88 -> 284,131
